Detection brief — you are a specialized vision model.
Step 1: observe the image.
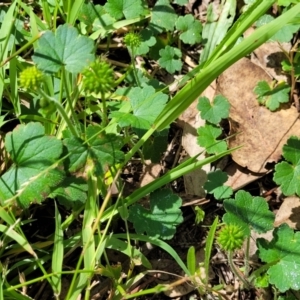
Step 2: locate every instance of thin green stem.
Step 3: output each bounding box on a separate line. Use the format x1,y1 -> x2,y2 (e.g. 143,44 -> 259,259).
244,236 -> 250,278
101,91 -> 108,126
37,89 -> 79,137
62,68 -> 79,128
228,251 -> 250,289
130,49 -> 141,88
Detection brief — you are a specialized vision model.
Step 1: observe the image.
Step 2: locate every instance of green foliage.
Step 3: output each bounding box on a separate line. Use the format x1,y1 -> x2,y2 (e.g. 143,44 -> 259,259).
282,58 -> 300,77
149,0 -> 177,33
223,190 -> 275,236
197,124 -> 227,154
256,14 -> 300,43
254,80 -> 290,111
143,129 -> 168,163
158,46 -> 183,74
111,85 -> 168,136
273,136 -> 300,196
104,0 -> 145,20
128,189 -> 183,239
278,0 -> 299,5
173,0 -> 189,5
200,0 -> 236,64
32,24 -> 95,73
175,15 -> 202,45
129,28 -> 156,55
257,224 -> 300,292
64,125 -> 124,176
50,176 -> 88,205
92,9 -> 116,35
204,169 -> 233,200
124,32 -> 142,49
197,95 -> 230,124
78,2 -> 103,29
0,123 -> 64,208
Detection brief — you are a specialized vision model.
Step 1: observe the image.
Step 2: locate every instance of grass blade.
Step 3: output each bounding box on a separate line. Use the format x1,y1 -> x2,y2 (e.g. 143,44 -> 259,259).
0,223 -> 36,258
51,201 -> 64,298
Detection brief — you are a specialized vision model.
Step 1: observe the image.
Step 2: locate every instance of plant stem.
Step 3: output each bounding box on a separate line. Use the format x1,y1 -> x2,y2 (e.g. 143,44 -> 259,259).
244,236 -> 250,278
101,91 -> 108,126
62,68 -> 79,128
37,88 -> 79,137
228,250 -> 250,289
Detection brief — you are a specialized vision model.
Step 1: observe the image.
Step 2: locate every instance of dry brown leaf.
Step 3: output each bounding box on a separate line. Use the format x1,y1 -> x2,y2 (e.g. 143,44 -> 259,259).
224,162 -> 265,191
274,196 -> 300,230
245,27 -> 290,82
217,58 -> 300,173
247,230 -> 274,260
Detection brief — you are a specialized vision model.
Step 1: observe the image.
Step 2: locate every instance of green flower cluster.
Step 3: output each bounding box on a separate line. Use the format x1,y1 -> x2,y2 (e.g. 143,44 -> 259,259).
124,32 -> 141,49
19,66 -> 43,90
82,59 -> 115,94
217,224 -> 245,251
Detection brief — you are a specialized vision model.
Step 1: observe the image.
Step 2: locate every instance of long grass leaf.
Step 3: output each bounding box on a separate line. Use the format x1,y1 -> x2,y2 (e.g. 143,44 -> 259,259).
113,233 -> 190,275
0,224 -> 36,258
51,202 -> 64,297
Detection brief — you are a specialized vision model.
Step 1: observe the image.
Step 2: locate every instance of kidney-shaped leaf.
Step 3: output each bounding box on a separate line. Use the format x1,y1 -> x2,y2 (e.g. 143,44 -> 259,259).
257,224 -> 300,292
128,189 -> 183,240
223,190 -> 274,236
0,123 -> 64,208
64,125 -> 124,176
111,85 -> 168,137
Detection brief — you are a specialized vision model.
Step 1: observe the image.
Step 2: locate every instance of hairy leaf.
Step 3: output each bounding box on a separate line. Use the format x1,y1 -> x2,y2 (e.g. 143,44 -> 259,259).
223,190 -> 274,236
0,123 -> 64,207
32,24 -> 94,73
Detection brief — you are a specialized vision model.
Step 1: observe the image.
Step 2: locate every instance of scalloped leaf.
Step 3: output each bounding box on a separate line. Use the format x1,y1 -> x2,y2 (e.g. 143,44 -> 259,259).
32,24 -> 94,73
128,189 -> 183,240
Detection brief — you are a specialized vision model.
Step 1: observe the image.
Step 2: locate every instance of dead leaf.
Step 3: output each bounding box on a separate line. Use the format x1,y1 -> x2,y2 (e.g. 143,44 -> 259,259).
247,230 -> 274,260
217,58 -> 300,173
245,27 -> 290,82
274,196 -> 300,230
224,162 -> 267,191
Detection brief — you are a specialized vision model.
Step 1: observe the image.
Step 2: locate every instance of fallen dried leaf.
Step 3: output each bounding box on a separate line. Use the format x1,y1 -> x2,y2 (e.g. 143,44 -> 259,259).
217,58 -> 300,173
274,196 -> 300,230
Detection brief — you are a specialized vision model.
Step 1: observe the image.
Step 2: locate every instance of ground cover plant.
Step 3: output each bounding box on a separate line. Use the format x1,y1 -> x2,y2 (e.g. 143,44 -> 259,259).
0,0 -> 300,299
